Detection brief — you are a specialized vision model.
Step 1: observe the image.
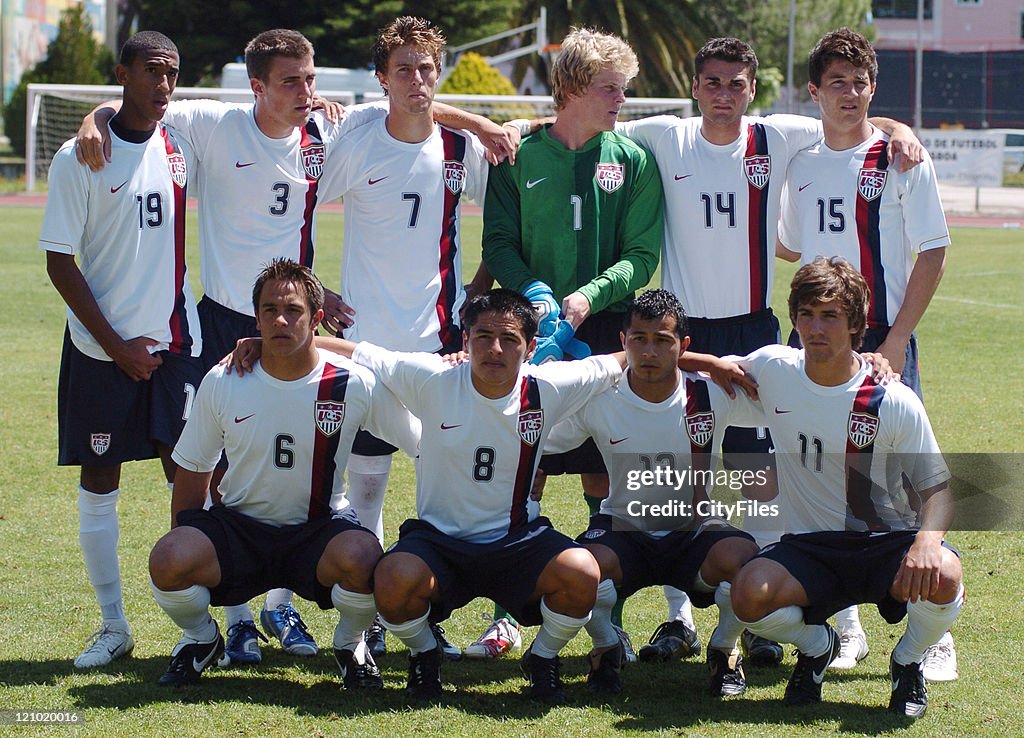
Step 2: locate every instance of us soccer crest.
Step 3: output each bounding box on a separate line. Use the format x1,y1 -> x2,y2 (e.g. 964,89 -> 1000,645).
743,155 -> 771,190
857,168 -> 887,201
443,160 -> 466,194
90,433 -> 111,456
685,412 -> 715,448
166,153 -> 187,188
594,163 -> 624,193
301,144 -> 326,180
315,401 -> 345,436
518,409 -> 544,446
848,411 -> 880,449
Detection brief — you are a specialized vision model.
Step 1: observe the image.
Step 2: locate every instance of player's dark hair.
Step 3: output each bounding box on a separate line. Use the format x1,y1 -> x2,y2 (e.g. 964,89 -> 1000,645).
373,16 -> 445,93
789,256 -> 869,350
120,31 -> 178,67
245,29 -> 314,82
808,27 -> 878,87
252,258 -> 325,316
624,289 -> 688,339
694,37 -> 758,78
463,289 -> 539,341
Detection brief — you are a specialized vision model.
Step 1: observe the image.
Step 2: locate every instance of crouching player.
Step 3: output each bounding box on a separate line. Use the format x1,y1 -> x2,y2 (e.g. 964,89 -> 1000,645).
148,259 -> 418,687
545,289 -> 761,696
730,257 -> 963,717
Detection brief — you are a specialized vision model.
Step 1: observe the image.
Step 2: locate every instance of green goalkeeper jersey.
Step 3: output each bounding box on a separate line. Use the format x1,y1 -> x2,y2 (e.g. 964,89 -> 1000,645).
483,125 -> 663,314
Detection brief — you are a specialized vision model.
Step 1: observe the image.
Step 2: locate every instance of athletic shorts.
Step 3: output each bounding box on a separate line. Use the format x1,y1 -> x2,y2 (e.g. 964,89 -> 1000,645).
384,516 -> 583,626
197,296 -> 258,375
57,327 -> 204,466
175,504 -> 372,608
755,529 -> 960,625
577,514 -> 755,606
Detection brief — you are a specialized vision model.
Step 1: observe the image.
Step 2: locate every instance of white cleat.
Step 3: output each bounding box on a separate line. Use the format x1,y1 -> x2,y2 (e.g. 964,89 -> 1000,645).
74,623 -> 134,669
830,628 -> 869,670
922,631 -> 959,682
464,614 -> 522,659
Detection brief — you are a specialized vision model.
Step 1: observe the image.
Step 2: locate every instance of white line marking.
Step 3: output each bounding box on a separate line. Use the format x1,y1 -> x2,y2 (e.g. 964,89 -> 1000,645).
934,295 -> 1021,310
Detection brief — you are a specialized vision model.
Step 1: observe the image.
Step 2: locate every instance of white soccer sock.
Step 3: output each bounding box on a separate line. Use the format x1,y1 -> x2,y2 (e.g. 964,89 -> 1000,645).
531,598 -> 590,659
331,585 -> 378,651
264,589 -> 293,612
835,604 -> 863,633
380,609 -> 436,655
347,453 -> 392,544
224,603 -> 255,626
78,486 -> 126,626
583,579 -> 619,650
742,606 -> 831,657
150,581 -> 218,642
893,585 -> 964,665
664,585 -> 695,626
709,582 -> 745,652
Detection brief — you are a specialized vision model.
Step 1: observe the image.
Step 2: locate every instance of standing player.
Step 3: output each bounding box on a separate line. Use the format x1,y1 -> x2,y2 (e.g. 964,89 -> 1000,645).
544,289 -> 761,696
777,28 -> 953,677
481,28 -> 663,657
148,259 -> 417,687
728,257 -> 963,718
40,31 -> 203,668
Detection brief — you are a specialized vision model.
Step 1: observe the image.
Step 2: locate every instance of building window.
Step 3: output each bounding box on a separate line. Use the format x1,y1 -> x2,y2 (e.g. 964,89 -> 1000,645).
873,0 -> 934,19
955,0 -> 981,5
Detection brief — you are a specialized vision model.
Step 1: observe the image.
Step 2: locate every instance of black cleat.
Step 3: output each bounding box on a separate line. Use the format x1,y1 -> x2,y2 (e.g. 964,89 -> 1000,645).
707,648 -> 747,697
334,643 -> 384,689
741,629 -> 785,667
586,642 -> 624,694
521,645 -> 566,704
406,644 -> 443,699
430,622 -> 462,661
365,614 -> 386,658
158,629 -> 225,687
888,654 -> 928,718
638,620 -> 702,662
783,625 -> 840,706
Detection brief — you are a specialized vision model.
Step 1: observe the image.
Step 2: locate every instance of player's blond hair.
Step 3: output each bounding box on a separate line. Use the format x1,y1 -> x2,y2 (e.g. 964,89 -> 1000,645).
244,29 -> 314,83
373,16 -> 446,86
789,256 -> 869,350
550,28 -> 638,111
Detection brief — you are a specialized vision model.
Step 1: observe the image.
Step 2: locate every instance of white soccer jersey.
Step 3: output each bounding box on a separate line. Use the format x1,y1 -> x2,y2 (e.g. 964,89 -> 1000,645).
617,115 -> 821,318
39,127 -> 201,360
352,343 -> 622,542
163,100 -> 388,315
778,126 -> 950,328
173,348 -> 418,526
318,120 -> 490,352
734,345 -> 949,535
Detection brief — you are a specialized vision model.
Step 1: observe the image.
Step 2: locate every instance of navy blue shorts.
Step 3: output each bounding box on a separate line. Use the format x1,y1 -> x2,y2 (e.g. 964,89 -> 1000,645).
577,514 -> 755,607
197,296 -> 258,375
175,504 -> 372,608
57,327 -> 204,466
755,529 -> 960,625
384,516 -> 583,626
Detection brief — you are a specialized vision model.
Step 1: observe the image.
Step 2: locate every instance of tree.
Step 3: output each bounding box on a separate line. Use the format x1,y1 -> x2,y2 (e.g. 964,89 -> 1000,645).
439,53 -> 517,95
3,4 -> 115,156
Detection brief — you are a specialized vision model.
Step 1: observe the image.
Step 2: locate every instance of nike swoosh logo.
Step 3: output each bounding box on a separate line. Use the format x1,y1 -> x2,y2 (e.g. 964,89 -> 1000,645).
674,174 -> 693,181
440,423 -> 461,430
526,178 -> 547,189
609,437 -> 629,445
110,181 -> 128,193
192,650 -> 218,673
368,176 -> 387,185
798,182 -> 813,192
234,414 -> 255,423
235,161 -> 255,168
812,665 -> 827,684
774,408 -> 791,414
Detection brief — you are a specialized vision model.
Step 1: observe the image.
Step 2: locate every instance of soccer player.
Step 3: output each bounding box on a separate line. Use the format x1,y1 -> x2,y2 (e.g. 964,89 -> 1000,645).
728,257 -> 963,718
481,28 -> 663,657
40,31 -> 203,669
544,289 -> 761,696
776,28 -> 953,676
148,259 -> 417,687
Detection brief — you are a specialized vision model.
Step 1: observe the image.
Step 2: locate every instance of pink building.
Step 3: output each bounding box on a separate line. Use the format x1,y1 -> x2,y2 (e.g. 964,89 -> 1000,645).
873,0 -> 1024,52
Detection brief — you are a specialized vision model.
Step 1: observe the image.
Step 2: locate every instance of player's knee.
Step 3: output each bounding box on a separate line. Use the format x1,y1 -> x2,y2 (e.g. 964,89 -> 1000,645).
582,543 -> 622,583
730,561 -> 776,622
547,548 -> 601,602
373,553 -> 430,607
320,530 -> 382,591
706,537 -> 760,581
931,550 -> 964,604
148,530 -> 198,589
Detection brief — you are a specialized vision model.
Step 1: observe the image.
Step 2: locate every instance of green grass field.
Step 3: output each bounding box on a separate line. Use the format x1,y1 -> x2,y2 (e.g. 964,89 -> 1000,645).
1,206 -> 1022,737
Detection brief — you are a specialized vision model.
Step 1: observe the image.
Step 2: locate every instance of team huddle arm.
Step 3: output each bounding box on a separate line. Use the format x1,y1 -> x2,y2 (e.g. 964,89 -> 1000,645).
432,102 -> 519,164
868,117 -> 924,173
75,99 -> 121,170
878,248 -> 946,375
481,162 -> 533,292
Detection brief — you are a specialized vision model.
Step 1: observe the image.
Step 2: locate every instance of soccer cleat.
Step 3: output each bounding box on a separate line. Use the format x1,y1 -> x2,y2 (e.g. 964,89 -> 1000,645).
586,642 -> 624,694
406,644 -> 443,699
464,614 -> 522,659
707,648 -> 747,697
521,645 -> 566,704
158,629 -> 225,687
223,619 -> 267,666
889,654 -> 928,718
365,613 -> 387,658
73,623 -> 134,669
921,632 -> 959,682
830,628 -> 869,670
638,620 -> 702,662
430,622 -> 462,661
783,624 -> 840,706
741,629 -> 785,668
334,641 -> 384,689
259,604 -> 318,657
612,624 -> 638,665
